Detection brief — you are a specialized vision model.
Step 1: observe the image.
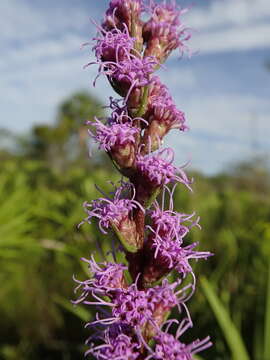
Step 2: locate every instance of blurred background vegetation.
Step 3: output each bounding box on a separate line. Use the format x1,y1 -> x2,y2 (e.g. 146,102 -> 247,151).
0,91 -> 269,360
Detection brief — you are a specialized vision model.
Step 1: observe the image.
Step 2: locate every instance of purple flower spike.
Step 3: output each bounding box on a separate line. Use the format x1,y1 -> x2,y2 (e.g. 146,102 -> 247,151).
75,1 -> 213,356
136,148 -> 192,189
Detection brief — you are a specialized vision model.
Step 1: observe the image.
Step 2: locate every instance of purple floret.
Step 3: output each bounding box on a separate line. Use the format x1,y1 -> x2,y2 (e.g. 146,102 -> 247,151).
88,117 -> 139,152
149,207 -> 194,242
82,183 -> 143,233
149,331 -> 212,360
143,0 -> 192,59
151,236 -> 212,276
91,54 -> 158,96
148,76 -> 188,131
111,55 -> 158,91
88,333 -> 140,360
103,0 -> 143,31
93,25 -> 135,62
136,148 -> 192,188
113,283 -> 155,327
73,256 -> 127,304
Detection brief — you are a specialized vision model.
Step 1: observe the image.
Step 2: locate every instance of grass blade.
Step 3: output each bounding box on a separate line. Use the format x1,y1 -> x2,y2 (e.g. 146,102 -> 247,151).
201,276 -> 250,360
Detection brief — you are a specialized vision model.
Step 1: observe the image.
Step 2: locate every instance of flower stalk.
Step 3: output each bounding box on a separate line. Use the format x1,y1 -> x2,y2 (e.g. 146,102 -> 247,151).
73,1 -> 213,358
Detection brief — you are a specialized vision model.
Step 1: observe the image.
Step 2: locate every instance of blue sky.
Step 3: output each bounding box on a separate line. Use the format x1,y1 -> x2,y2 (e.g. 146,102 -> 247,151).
1,0 -> 270,173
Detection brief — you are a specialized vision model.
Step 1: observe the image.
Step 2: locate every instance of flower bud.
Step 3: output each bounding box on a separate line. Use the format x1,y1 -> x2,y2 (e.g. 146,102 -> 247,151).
103,0 -> 144,52
143,1 -> 191,63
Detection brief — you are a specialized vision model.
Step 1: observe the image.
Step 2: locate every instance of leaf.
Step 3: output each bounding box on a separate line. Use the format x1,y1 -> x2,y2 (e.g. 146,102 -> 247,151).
201,276 -> 250,360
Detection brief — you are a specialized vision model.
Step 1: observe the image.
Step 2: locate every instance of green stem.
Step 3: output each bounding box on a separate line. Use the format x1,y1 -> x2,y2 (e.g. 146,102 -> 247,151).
135,86 -> 149,118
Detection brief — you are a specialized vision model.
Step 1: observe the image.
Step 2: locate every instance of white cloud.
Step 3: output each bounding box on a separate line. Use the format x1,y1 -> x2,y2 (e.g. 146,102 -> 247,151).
0,0 -> 98,44
182,0 -> 270,54
163,94 -> 270,173
191,23 -> 270,54
187,0 -> 270,30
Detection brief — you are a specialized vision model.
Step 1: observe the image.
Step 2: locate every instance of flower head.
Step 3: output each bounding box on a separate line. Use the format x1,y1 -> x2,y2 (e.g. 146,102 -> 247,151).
103,0 -> 143,32
88,117 -> 139,152
92,54 -> 158,99
88,333 -> 140,360
81,273 -> 186,332
73,257 -> 127,305
142,76 -> 187,151
151,237 -> 212,276
150,331 -> 212,360
82,182 -> 143,234
112,279 -> 181,330
113,283 -> 155,327
93,25 -> 135,62
88,115 -> 139,168
143,1 -> 191,62
149,207 -> 193,243
136,148 -> 192,189
111,55 -> 158,96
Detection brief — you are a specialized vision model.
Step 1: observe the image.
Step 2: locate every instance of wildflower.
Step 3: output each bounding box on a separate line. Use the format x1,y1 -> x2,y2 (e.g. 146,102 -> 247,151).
149,204 -> 196,242
80,274 -> 190,338
143,76 -> 188,151
88,115 -> 139,168
143,0 -> 191,62
73,256 -> 127,304
88,117 -> 138,152
75,0 -> 213,356
92,54 -> 158,103
149,331 -> 212,360
82,183 -> 144,251
109,55 -> 158,98
136,148 -> 192,190
151,237 -> 212,276
103,0 -> 144,51
93,25 -> 135,62
89,333 -> 140,360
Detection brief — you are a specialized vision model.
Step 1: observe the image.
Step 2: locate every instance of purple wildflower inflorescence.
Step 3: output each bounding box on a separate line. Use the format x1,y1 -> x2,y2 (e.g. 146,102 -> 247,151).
73,1 -> 213,358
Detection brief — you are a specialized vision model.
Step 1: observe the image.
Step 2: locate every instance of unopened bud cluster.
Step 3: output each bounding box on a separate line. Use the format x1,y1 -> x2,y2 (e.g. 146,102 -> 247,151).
74,1 -> 213,359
